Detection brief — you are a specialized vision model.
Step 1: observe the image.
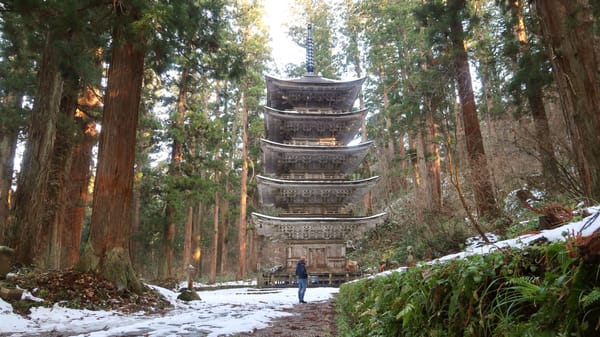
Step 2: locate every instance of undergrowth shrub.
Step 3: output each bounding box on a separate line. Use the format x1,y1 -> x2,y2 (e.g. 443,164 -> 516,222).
336,242 -> 600,337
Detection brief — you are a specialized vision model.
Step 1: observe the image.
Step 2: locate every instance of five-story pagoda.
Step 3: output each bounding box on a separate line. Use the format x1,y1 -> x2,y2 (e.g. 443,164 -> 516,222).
253,25 -> 385,283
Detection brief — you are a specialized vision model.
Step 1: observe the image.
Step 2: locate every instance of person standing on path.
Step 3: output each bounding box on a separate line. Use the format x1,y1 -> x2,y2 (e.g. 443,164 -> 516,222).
296,256 -> 308,303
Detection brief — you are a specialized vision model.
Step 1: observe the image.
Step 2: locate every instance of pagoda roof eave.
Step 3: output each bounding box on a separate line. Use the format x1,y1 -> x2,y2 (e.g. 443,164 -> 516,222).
256,175 -> 379,186
260,138 -> 373,175
263,106 -> 367,144
256,175 -> 380,207
252,211 -> 386,240
261,138 -> 373,151
251,211 -> 387,223
263,105 -> 368,117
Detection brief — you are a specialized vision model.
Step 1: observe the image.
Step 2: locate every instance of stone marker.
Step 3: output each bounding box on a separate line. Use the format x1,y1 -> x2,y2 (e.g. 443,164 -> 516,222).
0,246 -> 15,279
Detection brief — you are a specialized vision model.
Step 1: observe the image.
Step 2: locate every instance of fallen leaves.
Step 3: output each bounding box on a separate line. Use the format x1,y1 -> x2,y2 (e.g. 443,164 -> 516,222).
5,270 -> 172,315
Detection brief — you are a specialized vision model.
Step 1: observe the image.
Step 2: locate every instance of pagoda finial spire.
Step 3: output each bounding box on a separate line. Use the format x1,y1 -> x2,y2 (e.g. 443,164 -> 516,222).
306,23 -> 315,75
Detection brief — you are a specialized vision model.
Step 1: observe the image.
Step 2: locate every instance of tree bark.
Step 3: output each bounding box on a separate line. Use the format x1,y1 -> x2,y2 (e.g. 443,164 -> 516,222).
76,12 -> 145,292
534,0 -> 600,202
448,0 -> 498,218
11,31 -> 63,266
48,86 -> 79,269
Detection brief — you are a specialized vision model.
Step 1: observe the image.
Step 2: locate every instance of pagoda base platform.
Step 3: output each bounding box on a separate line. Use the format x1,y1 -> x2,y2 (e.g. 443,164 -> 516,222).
257,270 -> 364,288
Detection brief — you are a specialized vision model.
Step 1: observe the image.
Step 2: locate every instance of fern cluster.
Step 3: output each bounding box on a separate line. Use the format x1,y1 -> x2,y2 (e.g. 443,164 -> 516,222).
336,242 -> 600,337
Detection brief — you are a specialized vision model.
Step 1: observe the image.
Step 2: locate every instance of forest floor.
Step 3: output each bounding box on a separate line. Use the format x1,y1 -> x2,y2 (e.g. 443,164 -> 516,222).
2,270 -> 337,337
233,298 -> 337,337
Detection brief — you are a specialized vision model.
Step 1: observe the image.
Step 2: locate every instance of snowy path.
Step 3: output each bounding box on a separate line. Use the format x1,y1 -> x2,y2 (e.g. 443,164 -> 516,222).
1,286 -> 339,337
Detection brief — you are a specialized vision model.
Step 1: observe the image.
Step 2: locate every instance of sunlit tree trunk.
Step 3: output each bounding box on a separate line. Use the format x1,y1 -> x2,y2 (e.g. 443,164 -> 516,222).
237,98 -> 249,280
60,88 -> 99,269
0,94 -> 19,243
77,9 -> 145,292
183,206 -> 193,271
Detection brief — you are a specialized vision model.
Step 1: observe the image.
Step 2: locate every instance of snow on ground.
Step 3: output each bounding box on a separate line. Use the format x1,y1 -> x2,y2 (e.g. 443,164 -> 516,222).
1,206 -> 599,336
1,285 -> 338,337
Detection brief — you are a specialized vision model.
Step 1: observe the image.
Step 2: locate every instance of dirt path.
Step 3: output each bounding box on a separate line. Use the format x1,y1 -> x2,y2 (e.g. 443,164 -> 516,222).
232,299 -> 337,337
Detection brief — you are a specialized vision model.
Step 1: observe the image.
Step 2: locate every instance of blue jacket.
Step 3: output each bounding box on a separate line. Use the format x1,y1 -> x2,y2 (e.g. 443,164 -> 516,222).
295,260 -> 308,279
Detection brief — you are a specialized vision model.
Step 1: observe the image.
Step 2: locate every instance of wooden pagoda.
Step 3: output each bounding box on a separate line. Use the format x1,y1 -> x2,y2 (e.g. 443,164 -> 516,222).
253,25 -> 385,285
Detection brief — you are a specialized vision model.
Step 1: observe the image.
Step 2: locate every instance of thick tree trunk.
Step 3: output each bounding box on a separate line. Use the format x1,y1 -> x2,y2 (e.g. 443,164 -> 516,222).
534,0 -> 600,202
11,31 -> 63,266
448,0 -> 498,218
77,16 -> 145,292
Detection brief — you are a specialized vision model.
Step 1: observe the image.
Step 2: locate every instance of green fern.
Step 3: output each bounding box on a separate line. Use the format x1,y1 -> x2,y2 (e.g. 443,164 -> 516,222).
580,287 -> 600,309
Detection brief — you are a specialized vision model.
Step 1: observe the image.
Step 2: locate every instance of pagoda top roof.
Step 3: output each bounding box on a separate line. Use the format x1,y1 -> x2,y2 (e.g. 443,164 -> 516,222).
265,74 -> 366,111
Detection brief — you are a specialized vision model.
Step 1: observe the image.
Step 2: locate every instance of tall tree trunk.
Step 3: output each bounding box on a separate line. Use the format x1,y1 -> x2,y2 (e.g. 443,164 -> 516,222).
194,201 -> 205,277
237,100 -> 249,280
397,131 -> 408,191
76,11 -> 145,292
425,106 -> 442,211
511,0 -> 560,185
534,0 -> 600,202
11,31 -> 63,267
218,188 -> 229,274
408,130 -> 424,222
448,0 -> 498,218
356,58 -> 373,213
183,206 -> 193,271
209,187 -> 219,284
0,95 -> 19,243
48,85 -> 79,269
130,156 -> 143,271
160,67 -> 188,279
60,90 -> 98,269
